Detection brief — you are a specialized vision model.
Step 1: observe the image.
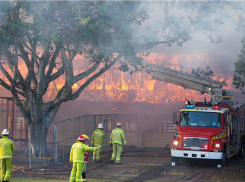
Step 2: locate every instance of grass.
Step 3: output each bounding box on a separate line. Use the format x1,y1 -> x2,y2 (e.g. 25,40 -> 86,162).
11,177 -> 121,182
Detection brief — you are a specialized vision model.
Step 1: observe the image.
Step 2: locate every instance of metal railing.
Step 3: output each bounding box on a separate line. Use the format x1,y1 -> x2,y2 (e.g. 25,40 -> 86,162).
28,113 -> 125,168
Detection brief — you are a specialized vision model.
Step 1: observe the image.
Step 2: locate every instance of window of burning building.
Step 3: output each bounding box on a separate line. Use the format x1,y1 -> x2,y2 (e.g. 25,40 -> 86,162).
162,119 -> 177,132
126,122 -> 137,131
144,120 -> 162,132
107,121 -> 111,131
16,117 -> 25,130
143,118 -> 177,133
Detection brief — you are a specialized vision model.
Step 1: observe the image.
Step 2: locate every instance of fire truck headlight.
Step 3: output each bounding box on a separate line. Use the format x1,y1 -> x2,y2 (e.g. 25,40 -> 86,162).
214,143 -> 220,148
173,141 -> 178,146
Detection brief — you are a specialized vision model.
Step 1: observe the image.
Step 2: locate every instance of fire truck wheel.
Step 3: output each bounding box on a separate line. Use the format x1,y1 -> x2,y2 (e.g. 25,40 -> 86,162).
240,147 -> 244,159
172,157 -> 179,165
238,138 -> 244,159
220,151 -> 226,167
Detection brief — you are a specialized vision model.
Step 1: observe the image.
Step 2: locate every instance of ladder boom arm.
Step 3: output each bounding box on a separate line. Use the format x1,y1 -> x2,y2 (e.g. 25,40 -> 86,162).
147,63 -> 235,103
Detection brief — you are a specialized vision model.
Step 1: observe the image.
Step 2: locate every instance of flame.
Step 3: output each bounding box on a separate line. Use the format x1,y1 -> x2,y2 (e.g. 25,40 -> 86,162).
0,53 -> 235,103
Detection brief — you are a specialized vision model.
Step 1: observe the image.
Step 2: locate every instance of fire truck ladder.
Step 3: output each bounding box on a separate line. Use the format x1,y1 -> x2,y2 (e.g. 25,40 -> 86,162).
146,62 -> 235,104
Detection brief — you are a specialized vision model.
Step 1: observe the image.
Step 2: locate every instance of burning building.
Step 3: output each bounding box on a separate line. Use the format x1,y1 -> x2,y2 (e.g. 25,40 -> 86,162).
0,52 -> 238,149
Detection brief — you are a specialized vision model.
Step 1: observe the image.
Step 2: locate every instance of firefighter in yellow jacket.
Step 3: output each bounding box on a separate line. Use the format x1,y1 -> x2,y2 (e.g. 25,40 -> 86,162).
69,135 -> 99,182
91,123 -> 106,162
0,129 -> 15,182
110,122 -> 126,164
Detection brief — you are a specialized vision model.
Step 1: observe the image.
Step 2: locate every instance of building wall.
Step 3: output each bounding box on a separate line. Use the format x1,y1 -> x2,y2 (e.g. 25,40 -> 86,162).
0,86 -> 184,149
55,100 -> 183,148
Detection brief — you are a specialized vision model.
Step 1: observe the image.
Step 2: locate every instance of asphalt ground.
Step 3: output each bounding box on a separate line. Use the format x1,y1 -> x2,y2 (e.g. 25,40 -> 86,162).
10,149 -> 245,182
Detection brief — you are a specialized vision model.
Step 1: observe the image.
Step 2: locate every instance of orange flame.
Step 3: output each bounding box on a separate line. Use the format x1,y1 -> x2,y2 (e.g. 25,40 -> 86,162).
0,53 -> 234,103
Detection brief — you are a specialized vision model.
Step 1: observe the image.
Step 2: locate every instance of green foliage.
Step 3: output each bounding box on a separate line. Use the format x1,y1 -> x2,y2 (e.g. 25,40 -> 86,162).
0,1 -> 149,72
233,37 -> 245,94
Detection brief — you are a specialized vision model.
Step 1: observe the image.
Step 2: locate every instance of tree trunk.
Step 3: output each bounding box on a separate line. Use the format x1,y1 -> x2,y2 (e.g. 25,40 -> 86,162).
23,124 -> 51,157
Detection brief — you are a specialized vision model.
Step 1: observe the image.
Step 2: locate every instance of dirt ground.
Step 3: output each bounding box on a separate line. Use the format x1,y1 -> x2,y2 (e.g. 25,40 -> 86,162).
11,149 -> 245,182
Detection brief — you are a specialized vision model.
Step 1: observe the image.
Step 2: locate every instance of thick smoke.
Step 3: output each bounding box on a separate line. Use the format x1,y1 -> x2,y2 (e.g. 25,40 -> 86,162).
1,1 -> 245,103
145,1 -> 245,103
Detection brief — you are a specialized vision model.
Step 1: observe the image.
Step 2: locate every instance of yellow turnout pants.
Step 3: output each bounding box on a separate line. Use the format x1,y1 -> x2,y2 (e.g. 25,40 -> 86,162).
69,162 -> 84,182
1,158 -> 12,181
93,145 -> 103,161
111,143 -> 123,163
82,163 -> 86,172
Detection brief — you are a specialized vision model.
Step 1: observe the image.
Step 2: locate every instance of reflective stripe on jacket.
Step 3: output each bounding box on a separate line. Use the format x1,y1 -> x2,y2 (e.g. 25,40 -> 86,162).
0,136 -> 15,159
70,141 -> 98,163
110,127 -> 126,145
91,129 -> 106,146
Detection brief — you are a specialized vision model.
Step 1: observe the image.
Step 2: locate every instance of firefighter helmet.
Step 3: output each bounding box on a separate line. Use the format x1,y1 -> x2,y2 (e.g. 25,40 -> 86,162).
116,122 -> 122,127
1,129 -> 10,135
98,123 -> 104,129
82,134 -> 90,140
77,135 -> 85,141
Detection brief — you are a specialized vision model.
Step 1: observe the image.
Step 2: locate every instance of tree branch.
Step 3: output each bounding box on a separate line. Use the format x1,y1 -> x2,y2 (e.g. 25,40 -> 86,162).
72,62 -> 100,84
0,78 -> 27,98
46,44 -> 61,77
0,62 -> 24,90
49,66 -> 64,82
206,8 -> 245,33
18,43 -> 31,68
3,49 -> 24,82
138,39 -> 180,49
70,54 -> 122,100
43,54 -> 122,110
31,42 -> 40,70
23,42 -> 41,60
13,45 -> 18,82
41,42 -> 51,65
60,48 -> 77,93
11,88 -> 30,124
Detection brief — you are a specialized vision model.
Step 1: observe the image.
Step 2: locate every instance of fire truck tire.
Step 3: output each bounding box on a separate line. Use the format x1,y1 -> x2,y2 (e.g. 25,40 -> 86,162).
238,138 -> 245,158
172,157 -> 179,165
220,151 -> 226,167
239,148 -> 244,159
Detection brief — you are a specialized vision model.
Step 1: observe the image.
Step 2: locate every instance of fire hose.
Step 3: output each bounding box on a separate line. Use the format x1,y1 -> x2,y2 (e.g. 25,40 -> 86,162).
19,159 -> 111,175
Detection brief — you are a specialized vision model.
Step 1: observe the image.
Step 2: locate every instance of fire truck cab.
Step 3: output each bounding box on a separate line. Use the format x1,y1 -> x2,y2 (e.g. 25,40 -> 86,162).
171,102 -> 245,168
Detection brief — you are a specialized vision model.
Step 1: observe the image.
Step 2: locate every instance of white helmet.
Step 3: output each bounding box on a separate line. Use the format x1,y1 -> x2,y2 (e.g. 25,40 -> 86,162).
2,129 -> 10,135
98,123 -> 104,129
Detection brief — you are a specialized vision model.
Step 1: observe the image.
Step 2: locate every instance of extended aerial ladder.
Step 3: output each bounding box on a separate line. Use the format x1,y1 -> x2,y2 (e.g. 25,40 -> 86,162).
146,62 -> 236,105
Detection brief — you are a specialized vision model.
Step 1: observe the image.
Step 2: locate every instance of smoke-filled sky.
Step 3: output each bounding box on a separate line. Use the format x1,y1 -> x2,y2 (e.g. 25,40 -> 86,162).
153,21 -> 243,71
147,2 -> 243,60
142,2 -> 245,103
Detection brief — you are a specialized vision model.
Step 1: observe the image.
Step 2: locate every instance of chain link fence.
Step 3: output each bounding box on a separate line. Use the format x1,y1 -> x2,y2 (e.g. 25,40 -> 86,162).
28,113 -> 125,168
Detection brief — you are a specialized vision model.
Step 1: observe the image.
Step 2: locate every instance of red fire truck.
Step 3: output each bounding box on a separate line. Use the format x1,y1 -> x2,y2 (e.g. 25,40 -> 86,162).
146,63 -> 245,168
171,101 -> 245,168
